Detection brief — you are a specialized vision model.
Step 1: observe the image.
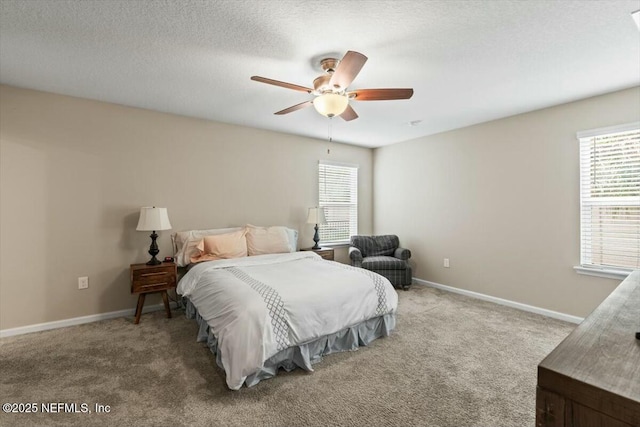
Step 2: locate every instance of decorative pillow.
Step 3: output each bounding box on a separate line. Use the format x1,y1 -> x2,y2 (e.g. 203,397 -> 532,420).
245,224 -> 292,256
172,227 -> 244,266
190,229 -> 248,263
284,228 -> 298,252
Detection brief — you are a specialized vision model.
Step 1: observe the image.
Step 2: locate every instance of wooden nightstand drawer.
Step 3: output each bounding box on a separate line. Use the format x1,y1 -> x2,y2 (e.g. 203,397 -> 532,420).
316,250 -> 334,260
133,268 -> 173,284
130,263 -> 176,293
130,262 -> 177,325
132,279 -> 174,293
301,247 -> 334,261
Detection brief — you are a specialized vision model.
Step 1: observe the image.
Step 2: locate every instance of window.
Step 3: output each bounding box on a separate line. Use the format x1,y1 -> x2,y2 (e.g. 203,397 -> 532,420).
318,160 -> 358,244
577,122 -> 640,276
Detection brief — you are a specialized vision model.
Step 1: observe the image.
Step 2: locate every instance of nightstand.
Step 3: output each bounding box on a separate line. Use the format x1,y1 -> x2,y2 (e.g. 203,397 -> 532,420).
130,262 -> 177,324
301,247 -> 334,261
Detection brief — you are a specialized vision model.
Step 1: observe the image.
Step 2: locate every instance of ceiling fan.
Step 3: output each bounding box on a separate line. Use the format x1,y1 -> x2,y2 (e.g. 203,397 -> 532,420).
251,51 -> 413,121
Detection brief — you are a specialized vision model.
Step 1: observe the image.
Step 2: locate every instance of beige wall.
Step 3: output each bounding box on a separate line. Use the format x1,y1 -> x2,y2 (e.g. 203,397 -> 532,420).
2,84 -> 637,330
0,85 -> 373,330
374,87 -> 640,318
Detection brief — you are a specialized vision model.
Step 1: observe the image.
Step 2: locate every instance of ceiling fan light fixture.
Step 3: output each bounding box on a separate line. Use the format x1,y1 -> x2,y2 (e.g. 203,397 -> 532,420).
313,93 -> 348,118
251,50 -> 413,121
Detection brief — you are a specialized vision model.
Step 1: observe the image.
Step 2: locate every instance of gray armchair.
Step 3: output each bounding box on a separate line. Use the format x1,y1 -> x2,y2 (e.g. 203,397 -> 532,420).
349,235 -> 412,290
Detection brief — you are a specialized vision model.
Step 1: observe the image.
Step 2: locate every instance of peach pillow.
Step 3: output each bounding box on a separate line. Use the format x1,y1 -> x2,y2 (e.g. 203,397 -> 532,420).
172,227 -> 243,266
190,229 -> 248,263
246,224 -> 291,256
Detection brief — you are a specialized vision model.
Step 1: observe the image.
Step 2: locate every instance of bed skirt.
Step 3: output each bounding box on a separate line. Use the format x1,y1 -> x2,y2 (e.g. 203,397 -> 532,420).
184,298 -> 396,388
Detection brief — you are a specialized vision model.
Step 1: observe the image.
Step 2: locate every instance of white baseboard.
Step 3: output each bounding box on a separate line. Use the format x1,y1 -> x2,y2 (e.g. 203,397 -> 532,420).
413,278 -> 584,324
0,302 -> 179,339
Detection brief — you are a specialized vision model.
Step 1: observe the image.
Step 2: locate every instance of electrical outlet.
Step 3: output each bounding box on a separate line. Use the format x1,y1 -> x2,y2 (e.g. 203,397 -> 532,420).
78,276 -> 89,289
444,258 -> 450,268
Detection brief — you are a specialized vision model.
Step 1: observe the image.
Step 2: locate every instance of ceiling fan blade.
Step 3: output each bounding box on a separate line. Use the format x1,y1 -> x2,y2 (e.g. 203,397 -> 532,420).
329,51 -> 368,90
349,88 -> 414,101
340,104 -> 358,121
251,76 -> 313,93
274,100 -> 313,115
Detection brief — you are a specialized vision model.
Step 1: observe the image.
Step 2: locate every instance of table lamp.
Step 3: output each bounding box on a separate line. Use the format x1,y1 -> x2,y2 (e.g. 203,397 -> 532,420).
136,206 -> 172,265
306,207 -> 326,250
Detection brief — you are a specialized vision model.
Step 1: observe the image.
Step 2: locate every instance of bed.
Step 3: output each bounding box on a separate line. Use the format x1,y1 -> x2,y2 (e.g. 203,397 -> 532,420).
174,225 -> 398,390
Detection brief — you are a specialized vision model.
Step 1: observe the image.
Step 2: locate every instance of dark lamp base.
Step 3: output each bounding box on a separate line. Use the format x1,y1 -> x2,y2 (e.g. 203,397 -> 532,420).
146,257 -> 162,266
312,224 -> 321,250
146,231 -> 161,266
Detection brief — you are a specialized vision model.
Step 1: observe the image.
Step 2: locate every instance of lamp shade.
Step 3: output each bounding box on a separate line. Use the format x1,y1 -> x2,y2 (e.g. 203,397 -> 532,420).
136,207 -> 172,231
313,93 -> 348,118
307,207 -> 326,225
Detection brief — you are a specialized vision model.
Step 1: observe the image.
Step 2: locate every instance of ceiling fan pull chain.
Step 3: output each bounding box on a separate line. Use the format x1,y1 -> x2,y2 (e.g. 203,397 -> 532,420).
327,118 -> 333,154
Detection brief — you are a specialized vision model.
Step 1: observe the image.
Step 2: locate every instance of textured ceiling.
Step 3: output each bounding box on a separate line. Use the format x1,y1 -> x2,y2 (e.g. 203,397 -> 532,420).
1,0 -> 639,148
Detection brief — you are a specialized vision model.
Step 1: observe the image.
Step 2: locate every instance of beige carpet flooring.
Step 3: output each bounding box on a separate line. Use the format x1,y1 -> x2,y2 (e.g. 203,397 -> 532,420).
0,285 -> 574,427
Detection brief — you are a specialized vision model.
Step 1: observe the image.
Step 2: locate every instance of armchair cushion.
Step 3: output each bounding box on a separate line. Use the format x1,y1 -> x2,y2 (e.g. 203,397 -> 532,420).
362,256 -> 407,271
350,235 -> 399,257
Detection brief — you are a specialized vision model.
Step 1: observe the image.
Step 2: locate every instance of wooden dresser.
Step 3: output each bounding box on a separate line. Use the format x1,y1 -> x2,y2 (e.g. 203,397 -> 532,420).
536,271 -> 640,427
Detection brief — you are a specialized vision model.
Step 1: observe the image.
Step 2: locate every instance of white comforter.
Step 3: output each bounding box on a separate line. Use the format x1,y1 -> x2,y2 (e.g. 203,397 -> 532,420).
177,251 -> 398,390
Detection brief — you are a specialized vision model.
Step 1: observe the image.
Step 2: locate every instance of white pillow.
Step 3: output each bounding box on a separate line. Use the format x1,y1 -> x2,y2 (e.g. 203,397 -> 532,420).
172,227 -> 244,266
246,224 -> 294,256
284,228 -> 298,252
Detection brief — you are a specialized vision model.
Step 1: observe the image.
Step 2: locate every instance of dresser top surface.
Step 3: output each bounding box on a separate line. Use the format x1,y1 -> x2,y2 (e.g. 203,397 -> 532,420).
539,271 -> 640,403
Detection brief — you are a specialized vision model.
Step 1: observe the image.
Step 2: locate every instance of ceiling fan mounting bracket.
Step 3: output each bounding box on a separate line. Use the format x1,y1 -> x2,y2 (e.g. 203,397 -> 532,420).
320,58 -> 340,74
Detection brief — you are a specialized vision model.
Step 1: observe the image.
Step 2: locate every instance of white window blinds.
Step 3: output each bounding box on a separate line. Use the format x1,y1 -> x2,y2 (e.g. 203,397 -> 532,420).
318,161 -> 358,244
578,122 -> 640,271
